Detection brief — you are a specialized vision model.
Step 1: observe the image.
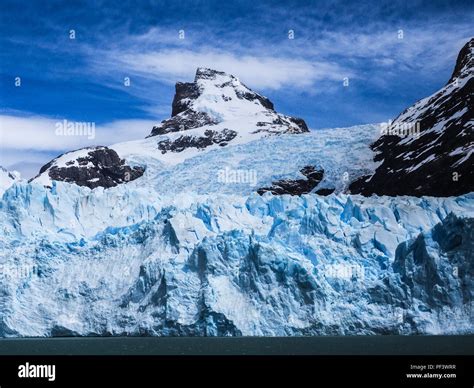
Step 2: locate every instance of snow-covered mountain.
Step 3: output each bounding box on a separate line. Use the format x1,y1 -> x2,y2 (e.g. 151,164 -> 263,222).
32,68 -> 309,189
33,39 -> 473,197
147,67 -> 308,138
0,166 -> 20,195
1,55 -> 473,337
351,38 -> 474,197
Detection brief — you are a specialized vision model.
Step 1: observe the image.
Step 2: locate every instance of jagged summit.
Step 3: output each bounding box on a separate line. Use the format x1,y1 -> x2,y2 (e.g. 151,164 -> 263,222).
194,67 -> 225,80
149,67 -> 307,137
448,37 -> 473,84
170,67 -> 274,117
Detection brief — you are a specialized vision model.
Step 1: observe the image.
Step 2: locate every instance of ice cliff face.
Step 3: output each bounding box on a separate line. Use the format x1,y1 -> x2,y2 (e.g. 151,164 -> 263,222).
0,179 -> 472,336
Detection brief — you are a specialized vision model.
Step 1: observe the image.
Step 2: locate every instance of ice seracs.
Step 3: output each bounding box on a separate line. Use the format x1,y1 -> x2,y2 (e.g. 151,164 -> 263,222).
0,180 -> 472,336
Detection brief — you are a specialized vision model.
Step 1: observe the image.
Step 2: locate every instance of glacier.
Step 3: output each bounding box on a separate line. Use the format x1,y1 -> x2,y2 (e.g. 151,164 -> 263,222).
0,123 -> 472,337
111,124 -> 382,196
1,53 -> 473,337
0,174 -> 472,336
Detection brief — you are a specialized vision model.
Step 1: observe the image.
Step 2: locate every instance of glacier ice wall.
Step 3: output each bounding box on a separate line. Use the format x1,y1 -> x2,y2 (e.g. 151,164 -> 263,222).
0,180 -> 472,337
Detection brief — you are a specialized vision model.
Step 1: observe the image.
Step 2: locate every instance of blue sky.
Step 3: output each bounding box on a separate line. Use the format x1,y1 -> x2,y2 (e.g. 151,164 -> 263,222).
0,0 -> 473,177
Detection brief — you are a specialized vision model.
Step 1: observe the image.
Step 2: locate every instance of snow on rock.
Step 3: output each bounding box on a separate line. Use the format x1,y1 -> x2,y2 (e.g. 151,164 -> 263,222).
112,68 -> 311,168
149,67 -> 308,138
0,166 -> 20,195
31,146 -> 145,189
351,38 -> 474,197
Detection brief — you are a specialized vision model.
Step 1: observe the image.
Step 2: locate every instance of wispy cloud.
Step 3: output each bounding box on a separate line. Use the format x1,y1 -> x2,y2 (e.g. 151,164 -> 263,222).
0,114 -> 157,177
0,115 -> 155,151
111,48 -> 349,89
80,15 -> 473,95
307,27 -> 473,70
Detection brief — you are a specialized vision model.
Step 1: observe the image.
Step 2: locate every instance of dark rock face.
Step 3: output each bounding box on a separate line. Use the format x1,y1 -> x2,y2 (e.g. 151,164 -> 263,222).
172,82 -> 200,117
255,116 -> 309,133
150,111 -> 217,137
350,38 -> 474,197
32,147 -> 145,189
257,166 -> 326,195
288,117 -> 309,132
315,187 -> 335,196
234,86 -> 274,110
449,39 -> 473,83
194,67 -> 224,81
157,129 -> 238,153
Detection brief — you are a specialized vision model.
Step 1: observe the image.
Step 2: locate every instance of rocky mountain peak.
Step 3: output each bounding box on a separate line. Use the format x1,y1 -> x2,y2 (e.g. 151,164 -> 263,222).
149,67 -> 306,138
448,37 -> 473,84
167,67 -> 274,122
191,67 -> 274,111
31,68 -> 308,190
194,67 -> 227,81
350,38 -> 473,197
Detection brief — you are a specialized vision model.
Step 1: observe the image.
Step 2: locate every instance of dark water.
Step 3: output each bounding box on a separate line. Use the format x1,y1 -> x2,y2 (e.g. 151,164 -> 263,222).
0,336 -> 472,355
